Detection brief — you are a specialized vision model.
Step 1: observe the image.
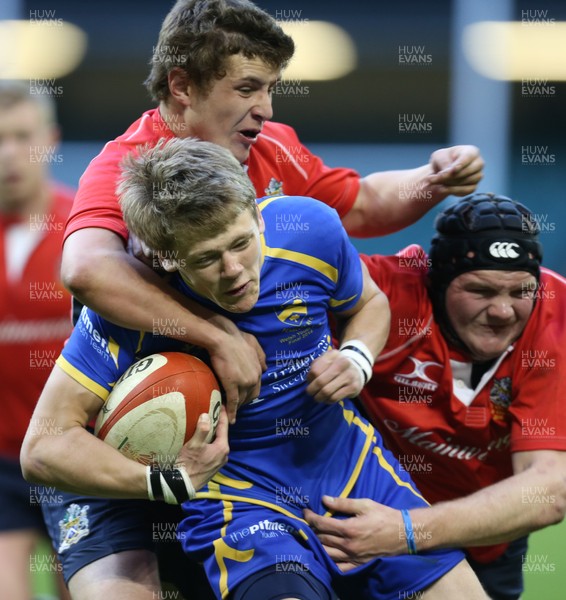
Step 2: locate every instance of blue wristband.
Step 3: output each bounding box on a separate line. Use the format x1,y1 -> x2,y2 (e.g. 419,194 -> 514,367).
401,509 -> 418,555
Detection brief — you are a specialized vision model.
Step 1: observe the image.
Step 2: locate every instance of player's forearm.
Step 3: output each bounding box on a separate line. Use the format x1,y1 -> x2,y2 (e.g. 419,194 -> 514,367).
409,468 -> 566,551
338,264 -> 390,360
342,167 -> 444,238
21,425 -> 148,499
339,293 -> 389,361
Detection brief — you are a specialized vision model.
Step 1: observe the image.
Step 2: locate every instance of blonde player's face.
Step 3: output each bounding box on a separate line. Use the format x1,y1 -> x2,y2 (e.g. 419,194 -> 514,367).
177,207 -> 265,314
0,101 -> 57,214
445,270 -> 536,361
183,54 -> 280,164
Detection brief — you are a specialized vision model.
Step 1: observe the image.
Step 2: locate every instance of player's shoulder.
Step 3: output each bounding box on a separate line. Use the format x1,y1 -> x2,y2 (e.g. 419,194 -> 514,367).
362,245 -> 429,278
362,245 -> 430,301
112,108 -> 162,147
512,268 -> 566,354
260,121 -> 301,144
258,195 -> 346,260
528,268 -> 566,322
539,267 -> 566,291
76,305 -> 113,334
74,305 -> 141,354
80,109 -> 161,181
258,194 -> 342,230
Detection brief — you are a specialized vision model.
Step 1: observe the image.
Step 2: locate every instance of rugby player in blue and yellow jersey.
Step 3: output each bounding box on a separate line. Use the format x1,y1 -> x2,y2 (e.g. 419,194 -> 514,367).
22,138 -> 487,600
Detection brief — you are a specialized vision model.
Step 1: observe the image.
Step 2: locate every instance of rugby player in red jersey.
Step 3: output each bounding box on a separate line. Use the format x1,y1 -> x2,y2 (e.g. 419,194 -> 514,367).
306,194 -> 566,600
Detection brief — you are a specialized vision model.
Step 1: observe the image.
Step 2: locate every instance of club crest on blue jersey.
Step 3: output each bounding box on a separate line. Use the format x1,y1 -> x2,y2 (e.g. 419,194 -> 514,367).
58,503 -> 90,553
275,297 -> 311,328
264,177 -> 284,196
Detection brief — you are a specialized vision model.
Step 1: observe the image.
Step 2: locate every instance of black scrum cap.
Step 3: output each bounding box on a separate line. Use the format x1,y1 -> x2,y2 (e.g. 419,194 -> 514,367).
429,193 -> 543,288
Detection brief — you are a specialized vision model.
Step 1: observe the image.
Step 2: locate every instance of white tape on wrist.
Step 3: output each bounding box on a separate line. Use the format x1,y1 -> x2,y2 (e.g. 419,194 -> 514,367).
339,339 -> 374,386
175,465 -> 196,500
146,464 -> 196,504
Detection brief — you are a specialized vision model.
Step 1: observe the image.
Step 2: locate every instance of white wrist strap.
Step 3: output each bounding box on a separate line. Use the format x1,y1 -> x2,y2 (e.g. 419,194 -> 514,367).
146,465 -> 155,501
146,465 -> 196,504
339,339 -> 374,386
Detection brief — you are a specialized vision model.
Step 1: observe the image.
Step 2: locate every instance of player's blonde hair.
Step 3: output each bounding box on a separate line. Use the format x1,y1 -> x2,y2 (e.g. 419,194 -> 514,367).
118,137 -> 258,254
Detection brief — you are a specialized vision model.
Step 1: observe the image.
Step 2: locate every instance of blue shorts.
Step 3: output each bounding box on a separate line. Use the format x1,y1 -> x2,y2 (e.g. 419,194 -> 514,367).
41,491 -> 214,598
180,425 -> 465,600
0,454 -> 47,533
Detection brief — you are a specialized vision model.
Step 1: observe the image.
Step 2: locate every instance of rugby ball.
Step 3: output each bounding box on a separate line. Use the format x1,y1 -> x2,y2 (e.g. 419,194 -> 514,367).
95,352 -> 222,467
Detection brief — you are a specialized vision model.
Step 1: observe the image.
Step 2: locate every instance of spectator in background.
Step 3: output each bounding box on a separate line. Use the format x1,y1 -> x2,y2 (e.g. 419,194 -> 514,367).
0,82 -> 73,600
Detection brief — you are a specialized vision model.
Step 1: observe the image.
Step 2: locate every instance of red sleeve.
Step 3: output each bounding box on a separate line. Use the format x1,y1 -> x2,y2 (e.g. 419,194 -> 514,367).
361,244 -> 429,301
64,110 -> 168,244
64,146 -> 128,243
509,270 -> 566,453
361,246 -> 433,358
249,122 -> 360,218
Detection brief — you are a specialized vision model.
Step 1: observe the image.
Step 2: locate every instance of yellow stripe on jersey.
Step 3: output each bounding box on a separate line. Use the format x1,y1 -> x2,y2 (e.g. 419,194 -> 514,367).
196,487 -> 311,598
134,331 -> 146,355
372,444 -> 428,503
108,336 -> 120,369
221,501 -> 233,538
194,491 -> 310,527
264,245 -> 338,284
258,195 -> 340,283
212,473 -> 254,490
329,293 -> 359,308
258,195 -> 287,211
206,480 -> 245,598
213,537 -> 254,599
56,355 -> 110,401
327,405 -> 375,515
340,400 -> 355,425
207,480 -> 235,538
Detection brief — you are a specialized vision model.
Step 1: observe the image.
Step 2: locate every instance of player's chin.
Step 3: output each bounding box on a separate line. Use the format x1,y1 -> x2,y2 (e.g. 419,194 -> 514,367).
469,336 -> 510,362
231,141 -> 252,164
221,294 -> 258,314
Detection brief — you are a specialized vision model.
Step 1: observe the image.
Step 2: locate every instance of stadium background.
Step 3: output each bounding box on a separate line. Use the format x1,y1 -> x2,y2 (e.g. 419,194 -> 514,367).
1,0 -> 564,598
12,0 -> 566,272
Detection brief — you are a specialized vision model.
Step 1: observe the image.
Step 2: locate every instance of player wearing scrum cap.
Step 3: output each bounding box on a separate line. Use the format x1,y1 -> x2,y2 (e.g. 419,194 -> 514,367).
305,193 -> 566,600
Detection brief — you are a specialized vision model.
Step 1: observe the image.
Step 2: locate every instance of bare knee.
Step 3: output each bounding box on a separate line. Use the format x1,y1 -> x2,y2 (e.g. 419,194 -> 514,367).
68,549 -> 161,600
420,559 -> 489,600
0,530 -> 41,600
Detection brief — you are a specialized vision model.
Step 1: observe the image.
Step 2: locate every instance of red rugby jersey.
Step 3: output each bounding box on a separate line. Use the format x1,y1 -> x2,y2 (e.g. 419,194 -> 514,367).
361,245 -> 566,563
65,109 -> 360,243
0,185 -> 74,458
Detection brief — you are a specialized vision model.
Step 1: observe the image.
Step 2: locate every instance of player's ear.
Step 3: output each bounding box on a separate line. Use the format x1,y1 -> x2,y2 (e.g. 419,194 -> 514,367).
255,205 -> 265,234
168,68 -> 192,107
158,253 -> 180,272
